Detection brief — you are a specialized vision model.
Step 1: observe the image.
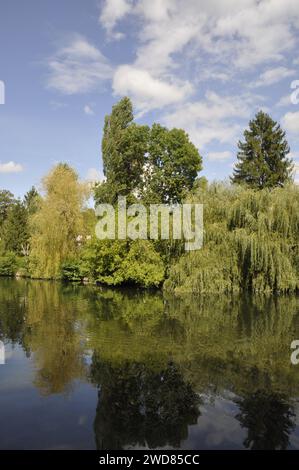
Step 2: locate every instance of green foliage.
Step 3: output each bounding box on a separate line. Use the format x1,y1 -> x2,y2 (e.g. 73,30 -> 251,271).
96,97 -> 202,204
232,111 -> 293,189
23,186 -> 41,215
98,97 -> 149,203
121,240 -> 165,287
2,200 -> 29,255
61,259 -> 85,282
144,124 -> 202,203
0,189 -> 15,231
165,183 -> 299,295
79,238 -> 165,287
29,163 -> 89,279
0,252 -> 18,276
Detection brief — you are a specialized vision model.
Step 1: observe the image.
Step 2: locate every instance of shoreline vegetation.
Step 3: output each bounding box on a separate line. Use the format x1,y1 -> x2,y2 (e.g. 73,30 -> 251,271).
0,99 -> 298,295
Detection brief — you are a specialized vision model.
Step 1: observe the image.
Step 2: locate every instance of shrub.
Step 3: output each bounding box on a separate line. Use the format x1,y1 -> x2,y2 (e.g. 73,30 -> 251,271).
0,253 -> 18,276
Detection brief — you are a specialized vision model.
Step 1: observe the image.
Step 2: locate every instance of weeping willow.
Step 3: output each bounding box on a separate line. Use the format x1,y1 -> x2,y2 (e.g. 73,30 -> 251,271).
164,184 -> 299,295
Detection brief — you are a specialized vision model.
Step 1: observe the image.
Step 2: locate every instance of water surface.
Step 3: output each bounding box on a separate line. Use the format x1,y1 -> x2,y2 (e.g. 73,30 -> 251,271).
0,278 -> 299,450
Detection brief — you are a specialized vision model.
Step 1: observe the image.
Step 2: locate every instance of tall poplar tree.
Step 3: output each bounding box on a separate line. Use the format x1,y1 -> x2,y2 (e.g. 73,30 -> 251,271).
97,97 -> 149,203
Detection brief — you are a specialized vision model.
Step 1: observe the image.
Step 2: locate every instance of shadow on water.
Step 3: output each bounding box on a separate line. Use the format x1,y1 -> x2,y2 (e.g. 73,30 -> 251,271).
0,278 -> 299,449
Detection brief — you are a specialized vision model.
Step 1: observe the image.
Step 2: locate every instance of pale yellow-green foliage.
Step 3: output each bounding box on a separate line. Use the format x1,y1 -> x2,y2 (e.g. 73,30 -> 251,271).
165,183 -> 299,295
29,164 -> 89,279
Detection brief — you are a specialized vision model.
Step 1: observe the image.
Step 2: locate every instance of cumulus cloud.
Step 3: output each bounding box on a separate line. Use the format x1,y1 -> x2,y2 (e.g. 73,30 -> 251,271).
99,0 -> 133,37
163,91 -> 258,147
46,35 -> 112,94
113,65 -> 193,114
100,0 -> 299,71
0,161 -> 23,173
96,0 -> 299,149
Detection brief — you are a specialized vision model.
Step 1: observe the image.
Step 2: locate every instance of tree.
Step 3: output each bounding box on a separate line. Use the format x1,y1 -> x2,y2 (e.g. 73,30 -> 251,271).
97,97 -> 149,203
91,358 -> 200,449
24,186 -> 40,215
145,124 -> 202,203
96,97 -> 202,204
2,200 -> 29,255
0,190 -> 15,230
236,390 -> 295,450
232,111 -> 293,189
29,163 -> 88,279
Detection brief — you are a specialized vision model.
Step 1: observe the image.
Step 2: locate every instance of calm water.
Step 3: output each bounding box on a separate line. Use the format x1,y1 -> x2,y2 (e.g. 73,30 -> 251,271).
0,278 -> 299,450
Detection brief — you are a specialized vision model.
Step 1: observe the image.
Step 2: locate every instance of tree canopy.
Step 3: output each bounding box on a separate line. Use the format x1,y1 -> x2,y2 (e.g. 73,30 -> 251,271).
96,97 -> 202,204
29,163 -> 89,279
232,111 -> 293,189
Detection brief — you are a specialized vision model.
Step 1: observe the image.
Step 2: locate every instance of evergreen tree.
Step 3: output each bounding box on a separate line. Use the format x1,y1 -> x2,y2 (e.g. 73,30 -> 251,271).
0,189 -> 15,229
232,111 -> 293,189
24,186 -> 40,215
2,200 -> 29,255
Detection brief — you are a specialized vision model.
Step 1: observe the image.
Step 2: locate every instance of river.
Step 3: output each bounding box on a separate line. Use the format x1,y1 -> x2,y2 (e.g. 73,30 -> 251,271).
0,278 -> 299,450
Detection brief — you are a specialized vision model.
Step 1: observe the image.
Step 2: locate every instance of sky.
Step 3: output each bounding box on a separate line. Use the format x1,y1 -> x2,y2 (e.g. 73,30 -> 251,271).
0,0 -> 299,198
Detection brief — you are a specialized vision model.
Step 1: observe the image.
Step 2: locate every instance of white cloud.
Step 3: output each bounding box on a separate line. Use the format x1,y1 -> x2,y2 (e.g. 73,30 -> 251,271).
101,0 -> 299,72
207,151 -> 233,161
276,94 -> 292,107
294,161 -> 299,183
96,0 -> 299,145
86,168 -> 103,183
47,35 -> 112,94
113,65 -> 192,113
0,161 -> 23,173
84,105 -> 95,115
282,111 -> 299,134
99,0 -> 132,37
163,91 -> 257,147
252,67 -> 295,87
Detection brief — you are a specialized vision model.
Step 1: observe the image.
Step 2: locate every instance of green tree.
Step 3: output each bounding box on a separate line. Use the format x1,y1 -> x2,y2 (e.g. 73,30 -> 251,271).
97,97 -> 149,203
96,97 -> 202,204
232,111 -> 293,189
0,189 -> 15,230
145,124 -> 202,203
29,163 -> 88,279
24,186 -> 40,215
236,390 -> 295,450
2,200 -> 29,255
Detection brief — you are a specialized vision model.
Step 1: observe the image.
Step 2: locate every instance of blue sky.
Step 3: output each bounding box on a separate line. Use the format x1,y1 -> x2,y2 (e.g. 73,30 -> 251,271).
0,0 -> 299,198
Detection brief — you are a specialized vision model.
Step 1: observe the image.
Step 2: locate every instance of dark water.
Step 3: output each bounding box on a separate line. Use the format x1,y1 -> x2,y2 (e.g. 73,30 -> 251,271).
0,279 -> 299,450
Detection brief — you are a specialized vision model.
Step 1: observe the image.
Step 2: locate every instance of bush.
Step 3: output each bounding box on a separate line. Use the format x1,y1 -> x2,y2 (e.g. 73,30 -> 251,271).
61,260 -> 84,282
0,253 -> 19,276
80,238 -> 165,288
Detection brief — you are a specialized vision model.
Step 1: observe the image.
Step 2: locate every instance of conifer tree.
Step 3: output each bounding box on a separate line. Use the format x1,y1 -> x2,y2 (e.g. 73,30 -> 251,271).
232,111 -> 293,189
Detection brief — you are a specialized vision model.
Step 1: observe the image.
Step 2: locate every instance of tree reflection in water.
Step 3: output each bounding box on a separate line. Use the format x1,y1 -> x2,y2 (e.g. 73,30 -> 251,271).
91,357 -> 200,449
1,279 -> 299,449
236,390 -> 295,450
